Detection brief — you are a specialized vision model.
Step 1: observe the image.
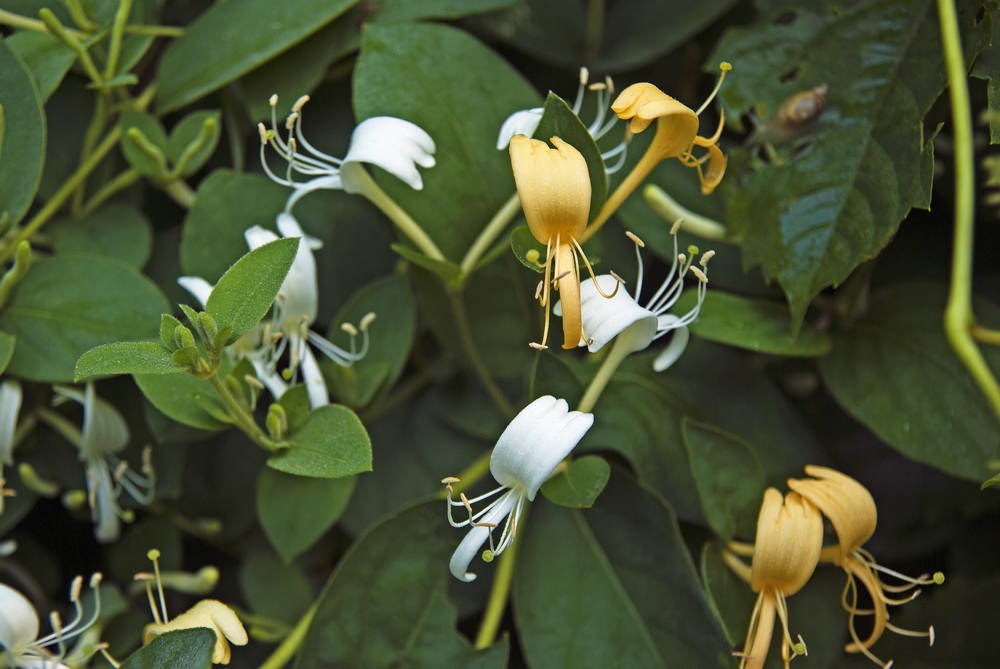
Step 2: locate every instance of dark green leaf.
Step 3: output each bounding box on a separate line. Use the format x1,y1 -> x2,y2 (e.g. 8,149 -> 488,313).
0,331 -> 14,375
819,282 -> 1000,480
510,225 -> 546,273
390,244 -> 461,282
76,342 -> 186,380
119,110 -> 169,177
516,471 -> 731,668
257,467 -> 356,562
540,454 -> 610,508
119,628 -> 215,669
267,404 -> 371,478
713,0 -> 991,327
206,237 -> 298,345
0,255 -> 169,382
50,203 -> 154,268
134,372 -> 229,431
240,551 -> 313,626
0,40 -> 45,227
156,0 -> 360,113
296,501 -> 507,668
4,31 -> 75,103
354,23 -> 540,259
166,110 -> 221,176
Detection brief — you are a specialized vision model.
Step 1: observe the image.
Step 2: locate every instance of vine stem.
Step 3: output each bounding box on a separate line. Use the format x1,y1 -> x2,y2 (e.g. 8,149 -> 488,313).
206,375 -> 274,450
459,192 -> 521,277
257,603 -> 317,669
473,504 -> 527,650
447,289 -> 516,419
938,0 -> 1000,419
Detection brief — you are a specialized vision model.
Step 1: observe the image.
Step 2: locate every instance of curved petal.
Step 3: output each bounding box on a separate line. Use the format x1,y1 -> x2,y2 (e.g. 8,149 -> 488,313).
651,322 -> 690,372
750,489 -> 823,597
490,396 -> 594,499
509,135 -> 591,245
80,383 -> 130,460
272,214 -> 318,328
0,380 -> 22,466
496,108 -> 543,150
89,459 -> 122,543
299,346 -> 330,409
449,492 -> 517,582
341,117 -> 436,191
787,465 -> 877,563
0,582 -> 40,656
244,225 -> 280,251
284,175 -> 344,213
246,355 -> 289,402
144,599 -> 247,665
177,276 -> 214,309
566,274 -> 657,353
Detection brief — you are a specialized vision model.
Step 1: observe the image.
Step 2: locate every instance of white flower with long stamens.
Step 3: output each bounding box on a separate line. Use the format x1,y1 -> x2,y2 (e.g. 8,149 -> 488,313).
497,67 -> 630,175
259,94 -> 435,213
0,379 -> 22,513
556,223 -> 712,371
443,396 -> 593,582
52,384 -> 154,543
0,574 -> 104,669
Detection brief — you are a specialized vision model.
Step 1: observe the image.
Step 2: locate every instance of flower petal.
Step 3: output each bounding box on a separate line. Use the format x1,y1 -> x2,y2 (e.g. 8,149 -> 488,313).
565,274 -> 657,353
341,117 -> 436,192
269,214 -> 318,328
81,383 -> 130,460
787,465 -> 877,563
177,276 -> 214,309
496,108 -> 543,150
449,492 -> 517,582
0,380 -> 22,466
0,582 -> 40,656
509,135 -> 591,245
244,225 -> 280,251
750,489 -> 823,596
299,346 -> 330,410
489,396 -> 594,499
651,318 -> 690,372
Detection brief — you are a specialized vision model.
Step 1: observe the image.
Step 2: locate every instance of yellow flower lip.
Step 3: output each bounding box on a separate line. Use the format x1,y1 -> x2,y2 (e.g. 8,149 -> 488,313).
143,599 -> 248,665
611,83 -> 700,157
750,488 -> 823,597
509,135 -> 591,245
787,464 -> 876,563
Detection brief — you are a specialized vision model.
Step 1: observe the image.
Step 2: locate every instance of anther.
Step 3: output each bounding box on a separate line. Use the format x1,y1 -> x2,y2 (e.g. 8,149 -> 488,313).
288,137 -> 298,154
609,270 -> 626,285
552,270 -> 572,284
341,323 -> 359,337
285,112 -> 298,131
114,460 -> 129,480
133,572 -> 154,581
529,342 -> 548,350
244,374 -> 266,390
292,95 -> 310,113
477,522 -> 498,528
534,280 -> 544,300
588,82 -> 606,91
441,477 -> 460,484
625,231 -> 645,247
579,67 -> 589,86
459,493 -> 473,514
70,575 -> 83,601
670,218 -> 683,235
690,267 -> 708,283
677,253 -> 687,265
605,75 -> 615,95
269,94 -> 278,107
257,123 -> 268,145
700,250 -> 716,267
928,626 -> 936,646
90,573 -> 103,588
360,312 -> 377,330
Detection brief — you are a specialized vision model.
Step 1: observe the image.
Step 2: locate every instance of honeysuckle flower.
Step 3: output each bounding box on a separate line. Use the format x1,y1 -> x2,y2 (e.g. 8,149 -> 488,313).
739,488 -> 822,669
51,384 -> 154,543
555,224 -> 712,371
0,379 -> 22,513
497,68 -> 630,174
585,64 -> 731,241
443,396 -> 594,582
788,465 -> 942,667
138,550 -> 247,665
0,574 -> 104,668
180,214 -> 375,409
259,94 -> 435,214
510,134 -> 619,349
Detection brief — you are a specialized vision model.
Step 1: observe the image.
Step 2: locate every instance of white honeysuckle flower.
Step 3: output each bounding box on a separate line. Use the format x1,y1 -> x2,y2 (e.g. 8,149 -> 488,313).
496,67 -> 630,174
0,574 -> 104,668
555,225 -> 711,372
444,396 -> 594,582
52,384 -> 154,543
259,94 -> 435,214
0,379 -> 22,513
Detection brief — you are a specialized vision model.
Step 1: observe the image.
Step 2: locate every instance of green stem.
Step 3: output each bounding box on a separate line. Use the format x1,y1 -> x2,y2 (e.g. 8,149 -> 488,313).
577,328 -> 637,413
584,0 -> 605,62
460,192 -> 521,277
938,0 -> 1000,419
72,95 -> 110,214
82,168 -> 142,216
207,375 -> 273,450
643,184 -> 727,241
972,325 -> 1000,346
0,127 -> 121,265
258,603 -> 317,669
161,179 -> 197,209
0,9 -> 88,39
124,24 -> 184,37
447,289 -> 515,419
104,0 -> 133,79
473,504 -> 527,650
36,406 -> 84,447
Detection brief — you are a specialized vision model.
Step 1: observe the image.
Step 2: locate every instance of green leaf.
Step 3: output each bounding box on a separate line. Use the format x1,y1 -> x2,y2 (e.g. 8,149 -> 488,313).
239,551 -> 313,626
818,282 -> 1000,481
682,419 -> 765,540
677,289 -> 832,356
166,110 -> 222,177
510,225 -> 546,273
972,10 -> 1000,143
180,170 -> 288,280
76,342 -> 186,380
0,255 -> 170,382
134,372 -> 229,431
119,628 -> 216,669
515,471 -> 731,668
4,31 -> 75,103
390,244 -> 461,282
534,92 -> 608,219
0,331 -> 14,375
354,22 -> 540,259
0,40 -> 45,227
713,0 -> 991,327
257,467 -> 356,562
206,237 -> 298,345
296,501 -> 507,668
49,203 -> 154,268
540,455 -> 610,508
267,404 -> 372,478
156,0 -> 360,113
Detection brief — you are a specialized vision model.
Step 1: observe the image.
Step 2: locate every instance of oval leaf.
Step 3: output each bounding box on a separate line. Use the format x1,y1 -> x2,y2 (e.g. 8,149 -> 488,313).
540,454 -> 610,508
76,341 -> 186,380
119,628 -> 216,669
134,372 -> 229,431
267,404 -> 372,478
0,40 -> 45,227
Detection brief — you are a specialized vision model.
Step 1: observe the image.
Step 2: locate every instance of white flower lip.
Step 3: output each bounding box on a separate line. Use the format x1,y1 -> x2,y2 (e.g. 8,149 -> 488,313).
557,274 -> 658,353
0,582 -> 40,663
496,108 -> 543,150
341,117 -> 437,193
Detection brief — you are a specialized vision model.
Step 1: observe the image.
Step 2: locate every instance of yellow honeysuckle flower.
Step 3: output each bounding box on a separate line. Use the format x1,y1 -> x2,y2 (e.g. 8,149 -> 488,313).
788,465 -> 942,667
509,134 -> 617,350
740,488 -> 822,669
583,64 -> 730,243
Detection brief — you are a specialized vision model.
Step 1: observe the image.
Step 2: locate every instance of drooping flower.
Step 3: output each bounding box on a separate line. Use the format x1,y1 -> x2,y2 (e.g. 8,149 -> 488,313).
585,64 -> 731,241
555,224 -> 712,371
137,549 -> 247,665
443,396 -> 594,582
0,574 -> 104,668
788,465 -> 941,667
510,134 -> 619,349
50,384 -> 154,543
739,488 -> 823,669
0,379 -> 22,513
180,214 -> 375,409
259,94 -> 435,214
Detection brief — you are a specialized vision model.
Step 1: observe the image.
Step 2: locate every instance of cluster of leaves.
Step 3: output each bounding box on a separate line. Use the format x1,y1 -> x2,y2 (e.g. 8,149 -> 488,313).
0,0 -> 998,667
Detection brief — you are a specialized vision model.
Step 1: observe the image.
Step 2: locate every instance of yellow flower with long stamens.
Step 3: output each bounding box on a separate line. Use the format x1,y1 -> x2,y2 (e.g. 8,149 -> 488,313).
740,488 -> 823,669
788,465 -> 942,667
584,64 -> 730,242
510,135 -> 617,349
